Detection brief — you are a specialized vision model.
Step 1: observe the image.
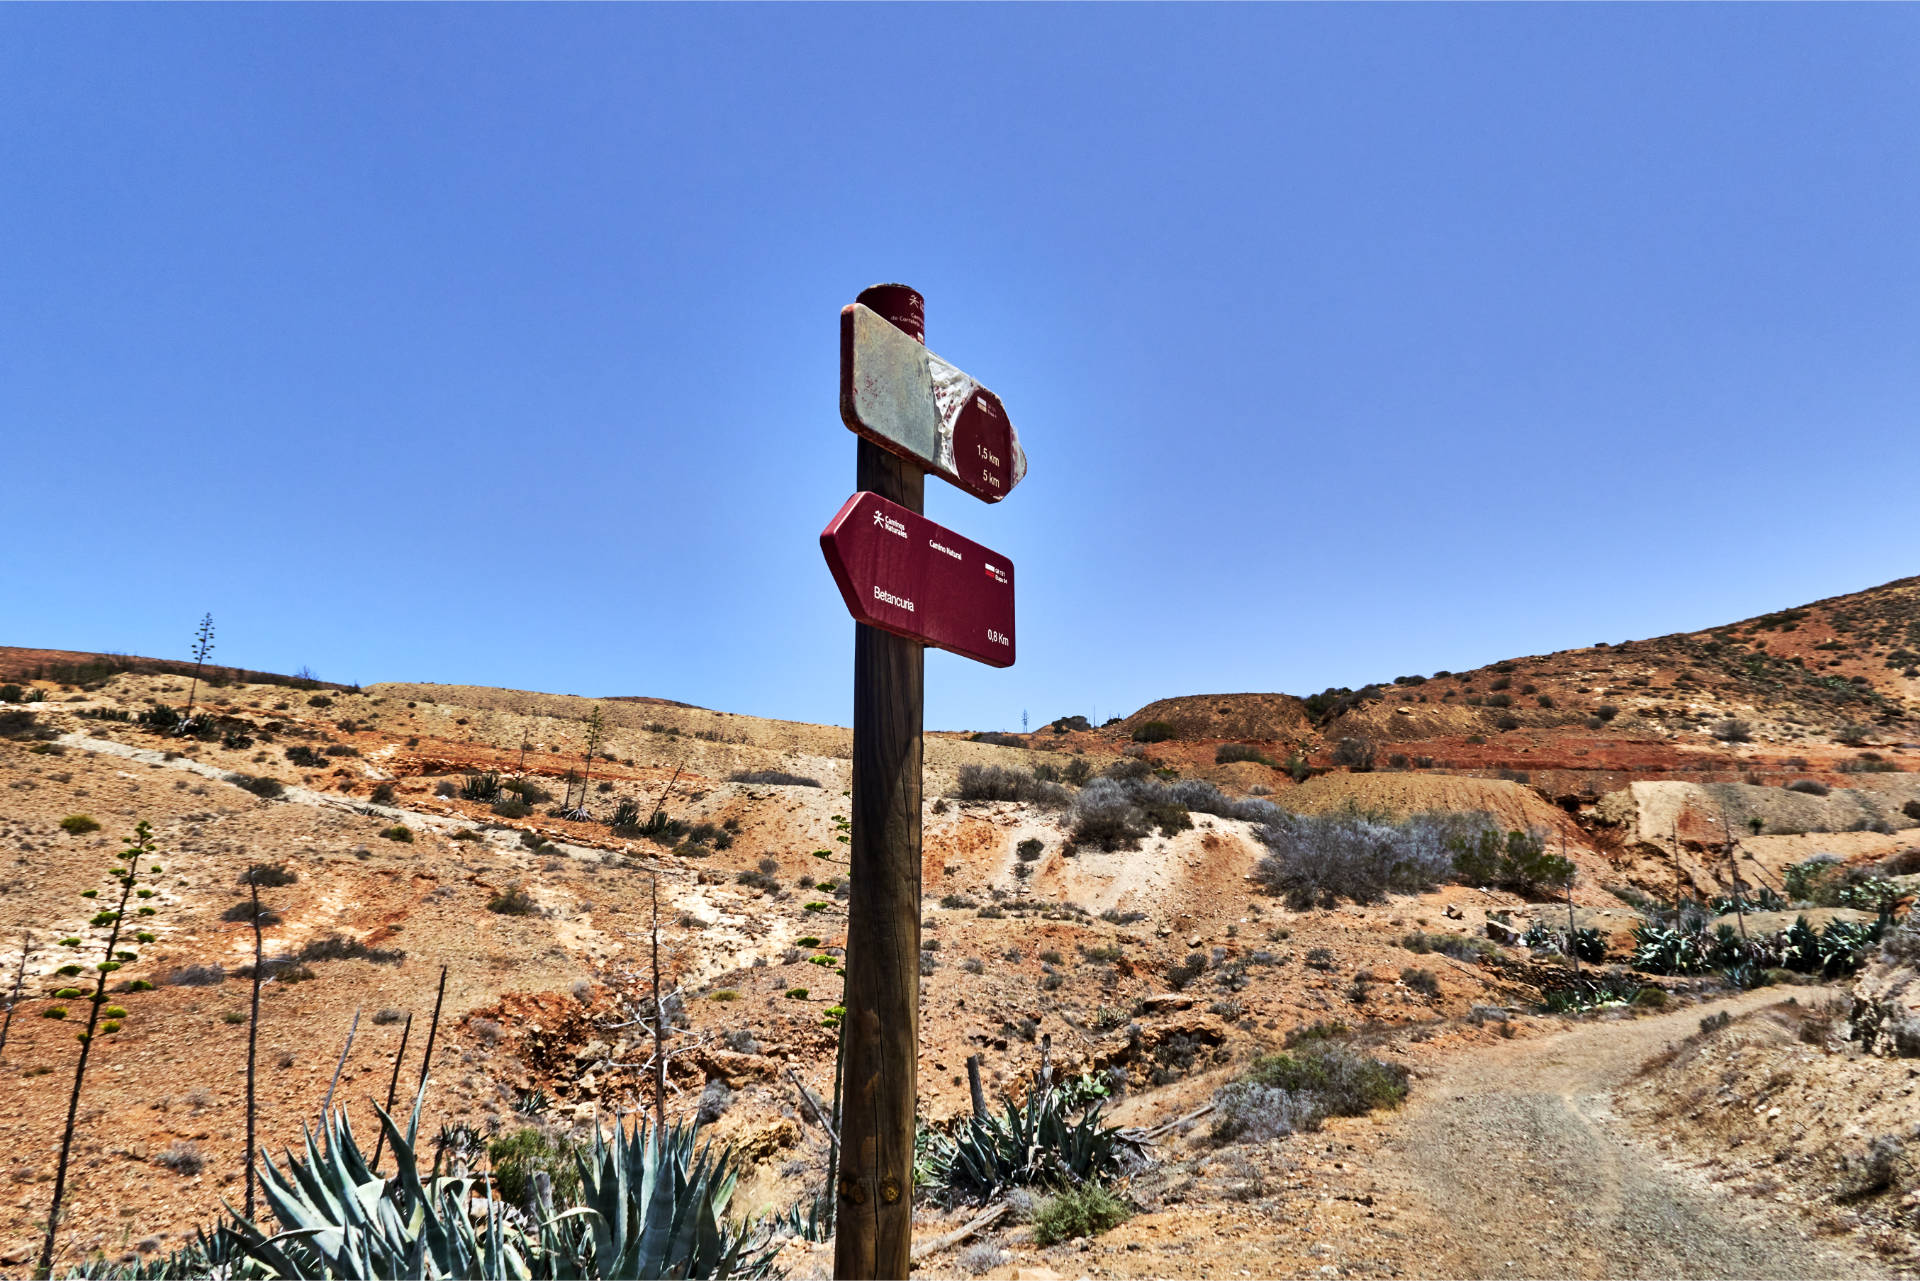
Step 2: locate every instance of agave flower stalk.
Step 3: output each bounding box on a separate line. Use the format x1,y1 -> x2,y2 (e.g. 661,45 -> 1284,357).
242,863 -> 271,1221
179,612 -> 215,733
0,930 -> 31,1063
37,821 -> 158,1278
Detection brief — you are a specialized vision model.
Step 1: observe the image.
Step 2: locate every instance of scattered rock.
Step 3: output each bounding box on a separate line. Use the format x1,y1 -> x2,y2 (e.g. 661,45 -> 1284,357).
1137,993 -> 1197,1013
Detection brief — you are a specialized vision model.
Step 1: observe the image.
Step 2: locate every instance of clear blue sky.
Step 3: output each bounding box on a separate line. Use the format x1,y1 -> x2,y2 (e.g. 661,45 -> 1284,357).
4,5 -> 1916,730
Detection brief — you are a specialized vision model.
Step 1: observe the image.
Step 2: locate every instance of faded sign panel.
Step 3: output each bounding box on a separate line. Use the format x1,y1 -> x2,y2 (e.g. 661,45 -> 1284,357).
840,303 -> 1027,503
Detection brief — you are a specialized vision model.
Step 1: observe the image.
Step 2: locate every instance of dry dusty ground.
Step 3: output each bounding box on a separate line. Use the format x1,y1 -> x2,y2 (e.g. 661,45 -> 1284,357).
890,990 -> 1897,1280
0,666 -> 1913,1278
1359,987 -> 1892,1280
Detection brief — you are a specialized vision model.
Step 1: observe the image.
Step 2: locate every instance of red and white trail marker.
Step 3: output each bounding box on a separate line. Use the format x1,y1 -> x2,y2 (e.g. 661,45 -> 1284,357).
820,490 -> 1016,668
840,302 -> 1028,504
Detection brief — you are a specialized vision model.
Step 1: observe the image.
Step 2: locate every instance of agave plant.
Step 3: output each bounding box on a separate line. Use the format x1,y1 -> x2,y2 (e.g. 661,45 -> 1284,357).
925,1088 -> 1138,1204
59,1225 -> 256,1279
1710,887 -> 1787,915
73,1091 -> 783,1280
1631,920 -> 1713,975
1569,927 -> 1608,964
760,1191 -> 831,1244
1782,915 -> 1823,972
236,1097 -> 536,1279
609,797 -> 645,831
1540,973 -> 1645,1013
1817,917 -> 1882,978
568,1112 -> 778,1280
461,772 -> 503,803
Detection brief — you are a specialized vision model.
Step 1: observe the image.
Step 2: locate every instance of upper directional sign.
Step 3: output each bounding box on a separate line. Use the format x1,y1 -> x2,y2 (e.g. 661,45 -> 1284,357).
820,490 -> 1015,668
840,303 -> 1028,503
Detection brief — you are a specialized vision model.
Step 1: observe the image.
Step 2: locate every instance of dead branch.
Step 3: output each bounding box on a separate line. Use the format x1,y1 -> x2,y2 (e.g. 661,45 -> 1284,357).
1124,1100 -> 1215,1143
911,1202 -> 1008,1261
785,1066 -> 839,1159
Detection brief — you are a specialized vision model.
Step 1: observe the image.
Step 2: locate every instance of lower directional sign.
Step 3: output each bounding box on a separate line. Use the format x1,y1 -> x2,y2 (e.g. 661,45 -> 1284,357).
820,491 -> 1015,668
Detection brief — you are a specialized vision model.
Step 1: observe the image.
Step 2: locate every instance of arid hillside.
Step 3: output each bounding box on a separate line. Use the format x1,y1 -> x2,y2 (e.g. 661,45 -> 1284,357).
0,574 -> 1914,1279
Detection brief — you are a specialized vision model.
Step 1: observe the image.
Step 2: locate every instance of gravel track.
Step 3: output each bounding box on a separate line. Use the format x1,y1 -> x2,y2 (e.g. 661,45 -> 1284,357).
1369,988 -> 1887,1280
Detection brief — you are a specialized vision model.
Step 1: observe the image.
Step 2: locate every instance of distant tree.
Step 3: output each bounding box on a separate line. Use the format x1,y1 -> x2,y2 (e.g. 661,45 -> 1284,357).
1331,737 -> 1375,772
180,613 -> 215,730
1284,750 -> 1312,784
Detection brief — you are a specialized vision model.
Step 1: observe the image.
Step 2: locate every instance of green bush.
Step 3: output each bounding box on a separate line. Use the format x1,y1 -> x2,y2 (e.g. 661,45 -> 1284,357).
952,764 -> 1070,807
1131,720 -> 1176,744
488,1127 -> 582,1206
968,731 -> 1026,748
487,883 -> 537,915
1215,743 -> 1275,767
1401,930 -> 1494,961
0,709 -> 51,741
1449,827 -> 1571,895
379,825 -> 413,843
1141,800 -> 1192,837
1713,719 -> 1753,743
1032,1184 -> 1131,1245
1241,1042 -> 1408,1116
1331,737 -> 1375,771
1165,952 -> 1206,990
231,773 -> 285,800
727,769 -> 822,787
292,934 -> 405,966
59,814 -> 101,835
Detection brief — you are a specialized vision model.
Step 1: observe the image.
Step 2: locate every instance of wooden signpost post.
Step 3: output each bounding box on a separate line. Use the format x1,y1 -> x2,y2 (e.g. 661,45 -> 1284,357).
825,284 -> 1023,1279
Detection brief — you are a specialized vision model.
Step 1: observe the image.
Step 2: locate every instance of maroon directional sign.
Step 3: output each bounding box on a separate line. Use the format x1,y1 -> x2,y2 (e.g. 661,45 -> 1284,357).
820,491 -> 1015,668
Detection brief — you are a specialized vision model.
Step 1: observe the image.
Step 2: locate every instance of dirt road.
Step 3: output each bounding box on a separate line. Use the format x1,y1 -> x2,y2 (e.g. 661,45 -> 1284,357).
1368,989 -> 1884,1280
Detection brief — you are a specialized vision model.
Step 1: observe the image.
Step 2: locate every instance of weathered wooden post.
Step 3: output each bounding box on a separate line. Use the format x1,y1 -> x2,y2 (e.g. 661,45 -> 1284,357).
838,283 -> 927,1280
823,284 -> 1026,1278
